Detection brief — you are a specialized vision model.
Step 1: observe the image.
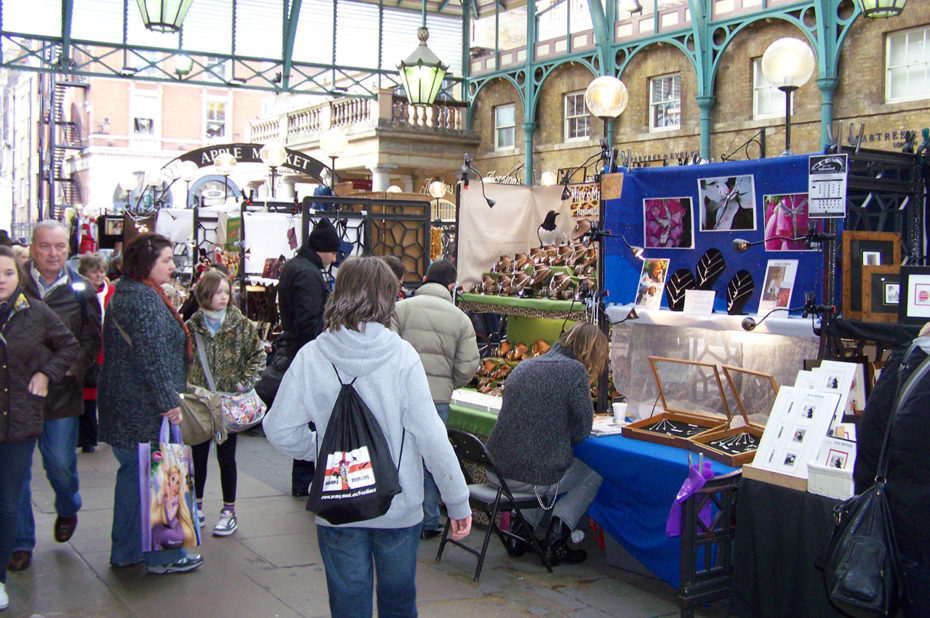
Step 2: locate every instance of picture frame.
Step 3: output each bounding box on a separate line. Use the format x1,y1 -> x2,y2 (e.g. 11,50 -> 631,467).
898,265 -> 930,325
861,264 -> 901,323
841,231 -> 901,319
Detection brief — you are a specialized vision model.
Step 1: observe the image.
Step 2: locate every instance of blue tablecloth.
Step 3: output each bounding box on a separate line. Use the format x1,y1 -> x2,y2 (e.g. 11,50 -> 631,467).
574,434 -> 737,587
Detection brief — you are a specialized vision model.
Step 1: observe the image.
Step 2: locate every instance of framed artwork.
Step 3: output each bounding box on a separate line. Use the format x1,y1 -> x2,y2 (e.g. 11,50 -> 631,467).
841,231 -> 901,319
898,265 -> 930,325
697,174 -> 756,232
635,258 -> 670,309
762,193 -> 819,251
758,259 -> 798,315
643,197 -> 693,249
861,265 -> 901,323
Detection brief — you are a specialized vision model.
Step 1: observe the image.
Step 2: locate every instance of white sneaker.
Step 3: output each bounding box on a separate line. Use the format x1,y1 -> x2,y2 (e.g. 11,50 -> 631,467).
213,510 -> 238,537
197,509 -> 205,528
1,581 -> 9,610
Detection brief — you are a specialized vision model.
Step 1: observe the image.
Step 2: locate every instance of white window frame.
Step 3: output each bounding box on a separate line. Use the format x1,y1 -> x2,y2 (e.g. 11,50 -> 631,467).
130,89 -> 160,145
752,57 -> 790,119
133,50 -> 160,78
204,56 -> 231,83
494,103 -> 516,150
649,73 -> 681,132
203,97 -> 229,141
563,90 -> 590,142
885,26 -> 930,103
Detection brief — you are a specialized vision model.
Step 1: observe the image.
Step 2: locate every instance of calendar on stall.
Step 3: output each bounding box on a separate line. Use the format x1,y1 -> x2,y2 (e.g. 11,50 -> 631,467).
807,153 -> 848,218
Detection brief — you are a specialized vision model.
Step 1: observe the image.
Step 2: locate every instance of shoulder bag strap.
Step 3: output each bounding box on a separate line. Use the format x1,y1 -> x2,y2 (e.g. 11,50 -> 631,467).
112,317 -> 132,347
875,343 -> 930,481
194,331 -> 217,392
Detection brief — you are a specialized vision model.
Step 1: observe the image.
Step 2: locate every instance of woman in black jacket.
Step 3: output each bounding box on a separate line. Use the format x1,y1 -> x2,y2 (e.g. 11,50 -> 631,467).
0,246 -> 81,612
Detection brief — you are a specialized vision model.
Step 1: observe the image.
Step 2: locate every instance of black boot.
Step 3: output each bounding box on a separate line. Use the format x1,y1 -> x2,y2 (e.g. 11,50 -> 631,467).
500,516 -> 533,557
543,517 -> 587,566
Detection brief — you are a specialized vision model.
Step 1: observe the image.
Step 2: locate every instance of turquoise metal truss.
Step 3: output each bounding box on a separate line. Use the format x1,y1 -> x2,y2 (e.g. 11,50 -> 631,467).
464,0 -> 863,176
0,0 -> 473,99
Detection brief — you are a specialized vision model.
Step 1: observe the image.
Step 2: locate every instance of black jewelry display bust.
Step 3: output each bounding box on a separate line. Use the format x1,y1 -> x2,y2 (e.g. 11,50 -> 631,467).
726,270 -> 755,315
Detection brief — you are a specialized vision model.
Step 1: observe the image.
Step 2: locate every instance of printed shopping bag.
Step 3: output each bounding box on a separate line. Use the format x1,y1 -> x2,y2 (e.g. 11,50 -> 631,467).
139,418 -> 202,551
221,388 -> 267,432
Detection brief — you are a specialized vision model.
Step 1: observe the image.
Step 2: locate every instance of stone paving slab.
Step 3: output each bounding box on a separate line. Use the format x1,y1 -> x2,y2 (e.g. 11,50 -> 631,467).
2,438 -> 731,617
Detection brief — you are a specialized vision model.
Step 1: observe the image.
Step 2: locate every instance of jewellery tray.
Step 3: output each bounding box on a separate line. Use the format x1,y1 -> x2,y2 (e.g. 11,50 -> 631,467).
621,357 -> 731,449
687,365 -> 778,466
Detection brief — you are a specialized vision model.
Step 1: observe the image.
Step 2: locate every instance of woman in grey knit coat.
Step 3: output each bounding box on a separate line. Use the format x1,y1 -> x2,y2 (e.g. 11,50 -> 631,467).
98,233 -> 202,575
486,322 -> 608,566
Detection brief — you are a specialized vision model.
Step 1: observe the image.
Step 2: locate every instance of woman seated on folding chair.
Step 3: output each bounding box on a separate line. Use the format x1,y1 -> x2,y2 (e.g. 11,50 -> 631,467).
486,322 -> 607,565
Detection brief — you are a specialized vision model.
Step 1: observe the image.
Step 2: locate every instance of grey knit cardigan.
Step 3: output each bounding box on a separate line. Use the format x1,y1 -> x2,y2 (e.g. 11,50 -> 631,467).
98,278 -> 189,450
486,343 -> 594,486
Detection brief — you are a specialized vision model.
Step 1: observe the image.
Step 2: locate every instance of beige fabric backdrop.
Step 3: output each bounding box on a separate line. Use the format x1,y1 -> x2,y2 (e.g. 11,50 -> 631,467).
457,183 -> 573,289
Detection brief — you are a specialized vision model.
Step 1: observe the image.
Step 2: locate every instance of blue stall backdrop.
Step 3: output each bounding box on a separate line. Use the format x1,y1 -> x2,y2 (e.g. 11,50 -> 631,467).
602,154 -> 838,314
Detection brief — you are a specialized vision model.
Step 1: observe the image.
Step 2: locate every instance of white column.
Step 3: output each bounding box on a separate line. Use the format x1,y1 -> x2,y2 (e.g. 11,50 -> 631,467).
367,163 -> 396,192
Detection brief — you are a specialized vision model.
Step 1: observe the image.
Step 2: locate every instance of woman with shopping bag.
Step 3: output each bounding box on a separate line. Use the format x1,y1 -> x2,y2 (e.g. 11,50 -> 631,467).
97,233 -> 204,574
0,246 -> 82,611
186,269 -> 265,537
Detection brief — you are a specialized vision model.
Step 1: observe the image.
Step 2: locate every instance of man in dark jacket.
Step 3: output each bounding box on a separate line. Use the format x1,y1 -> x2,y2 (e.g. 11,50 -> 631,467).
9,221 -> 102,572
277,217 -> 340,496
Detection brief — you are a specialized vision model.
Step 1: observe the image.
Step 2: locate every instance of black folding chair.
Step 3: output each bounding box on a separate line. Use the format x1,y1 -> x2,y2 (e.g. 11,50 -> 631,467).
435,428 -> 553,581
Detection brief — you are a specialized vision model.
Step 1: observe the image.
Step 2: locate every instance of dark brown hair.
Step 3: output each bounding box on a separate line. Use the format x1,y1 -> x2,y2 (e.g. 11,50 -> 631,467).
559,322 -> 609,376
122,233 -> 173,281
381,255 -> 406,282
324,257 -> 398,332
195,269 -> 232,309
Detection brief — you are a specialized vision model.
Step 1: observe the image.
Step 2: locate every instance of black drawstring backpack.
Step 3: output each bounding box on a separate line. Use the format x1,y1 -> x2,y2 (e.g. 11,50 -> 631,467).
306,365 -> 405,525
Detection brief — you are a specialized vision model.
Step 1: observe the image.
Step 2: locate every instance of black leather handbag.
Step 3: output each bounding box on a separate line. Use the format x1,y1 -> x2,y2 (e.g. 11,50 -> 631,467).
818,346 -> 930,617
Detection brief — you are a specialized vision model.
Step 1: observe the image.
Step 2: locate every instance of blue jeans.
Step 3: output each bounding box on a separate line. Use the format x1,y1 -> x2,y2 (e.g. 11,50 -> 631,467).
317,524 -> 421,617
15,416 -> 81,551
0,441 -> 36,584
422,402 -> 449,531
110,446 -> 185,568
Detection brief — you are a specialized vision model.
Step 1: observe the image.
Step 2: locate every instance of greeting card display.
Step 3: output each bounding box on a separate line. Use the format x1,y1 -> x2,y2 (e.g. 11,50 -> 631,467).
688,366 -> 779,466
621,357 -> 730,448
750,386 -> 841,480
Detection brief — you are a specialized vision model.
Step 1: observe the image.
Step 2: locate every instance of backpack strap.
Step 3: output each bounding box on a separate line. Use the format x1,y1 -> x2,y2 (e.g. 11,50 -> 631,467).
328,363 -> 405,467
332,363 -> 357,387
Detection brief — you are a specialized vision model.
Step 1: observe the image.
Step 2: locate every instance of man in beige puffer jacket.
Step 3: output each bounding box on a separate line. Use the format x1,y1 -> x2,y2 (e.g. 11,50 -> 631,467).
391,259 -> 480,538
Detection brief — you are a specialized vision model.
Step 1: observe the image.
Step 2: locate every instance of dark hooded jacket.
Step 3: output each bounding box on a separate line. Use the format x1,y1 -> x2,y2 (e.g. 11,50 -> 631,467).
1,291 -> 82,442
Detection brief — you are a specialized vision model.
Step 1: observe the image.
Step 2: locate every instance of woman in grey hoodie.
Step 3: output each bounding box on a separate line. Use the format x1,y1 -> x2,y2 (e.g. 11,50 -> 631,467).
264,257 -> 472,617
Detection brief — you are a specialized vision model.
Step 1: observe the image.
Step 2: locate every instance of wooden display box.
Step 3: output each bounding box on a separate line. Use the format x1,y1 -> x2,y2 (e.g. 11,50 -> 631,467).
687,366 -> 778,467
621,357 -> 730,448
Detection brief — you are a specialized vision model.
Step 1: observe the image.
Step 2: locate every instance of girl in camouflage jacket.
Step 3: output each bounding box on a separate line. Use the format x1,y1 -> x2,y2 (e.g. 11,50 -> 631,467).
186,270 -> 266,537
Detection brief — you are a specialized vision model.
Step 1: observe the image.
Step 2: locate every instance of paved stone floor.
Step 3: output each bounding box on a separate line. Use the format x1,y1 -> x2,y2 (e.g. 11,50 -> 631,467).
3,433 -> 731,617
